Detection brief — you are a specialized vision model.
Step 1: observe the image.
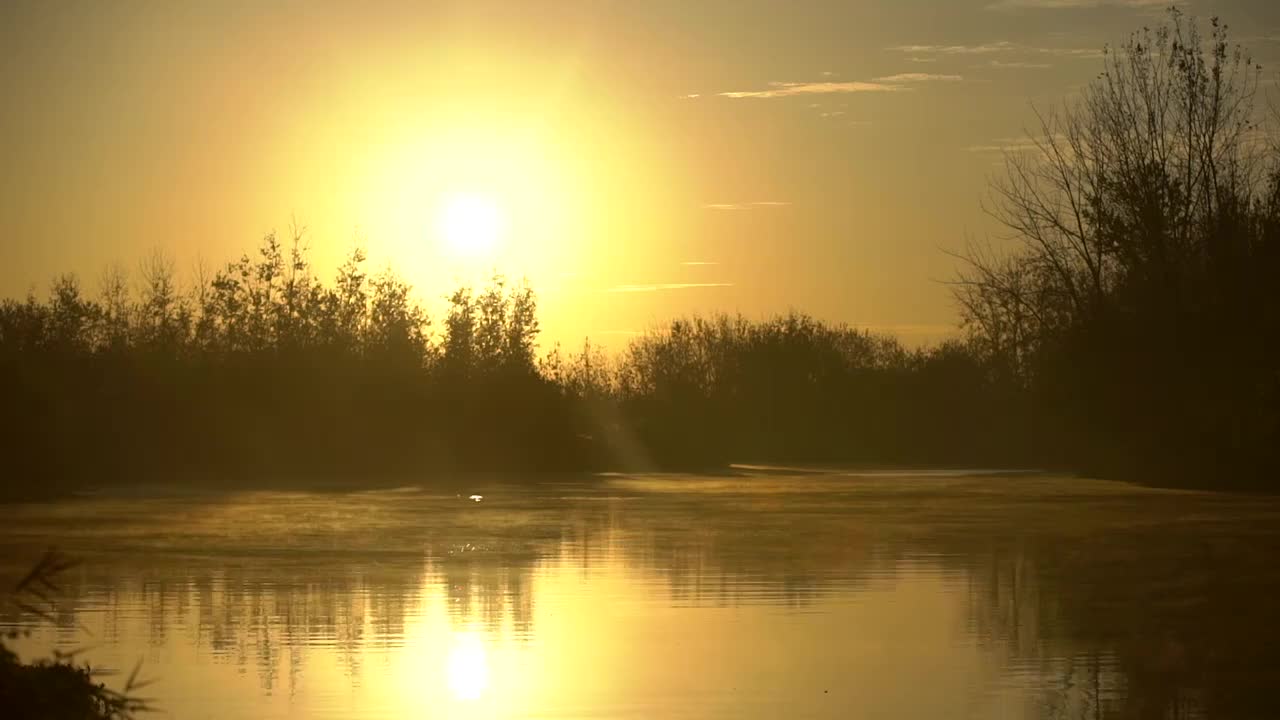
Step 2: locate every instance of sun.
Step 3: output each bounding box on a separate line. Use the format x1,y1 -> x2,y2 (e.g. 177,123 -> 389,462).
436,192 -> 505,257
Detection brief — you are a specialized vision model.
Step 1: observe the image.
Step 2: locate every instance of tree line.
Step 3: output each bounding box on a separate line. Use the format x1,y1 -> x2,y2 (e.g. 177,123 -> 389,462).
0,225 -> 1032,496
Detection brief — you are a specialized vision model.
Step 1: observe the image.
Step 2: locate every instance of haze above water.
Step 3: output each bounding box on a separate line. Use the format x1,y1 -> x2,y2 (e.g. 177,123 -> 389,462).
3,470 -> 1279,719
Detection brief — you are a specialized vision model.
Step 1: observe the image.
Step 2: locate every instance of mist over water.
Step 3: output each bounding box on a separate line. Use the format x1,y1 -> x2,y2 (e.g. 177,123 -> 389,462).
4,470 -> 1278,719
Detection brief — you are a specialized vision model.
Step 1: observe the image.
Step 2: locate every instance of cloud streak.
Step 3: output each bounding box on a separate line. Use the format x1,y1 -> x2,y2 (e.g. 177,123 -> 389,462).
607,283 -> 734,293
890,42 -> 1102,59
703,201 -> 791,210
890,41 -> 1017,55
719,81 -> 901,98
717,72 -> 961,99
982,59 -> 1054,69
987,0 -> 1171,8
873,72 -> 964,83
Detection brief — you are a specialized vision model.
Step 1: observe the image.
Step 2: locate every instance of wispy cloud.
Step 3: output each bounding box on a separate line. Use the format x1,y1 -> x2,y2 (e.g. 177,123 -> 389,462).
890,42 -> 1102,60
1036,47 -> 1103,58
891,41 -> 1017,55
717,71 -> 964,99
681,261 -> 719,266
719,81 -> 902,98
987,0 -> 1171,9
981,59 -> 1054,69
703,201 -> 791,210
607,283 -> 734,293
873,72 -> 964,83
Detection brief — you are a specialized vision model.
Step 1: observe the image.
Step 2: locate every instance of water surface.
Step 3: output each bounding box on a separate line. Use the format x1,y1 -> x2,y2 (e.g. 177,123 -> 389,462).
3,470 -> 1279,719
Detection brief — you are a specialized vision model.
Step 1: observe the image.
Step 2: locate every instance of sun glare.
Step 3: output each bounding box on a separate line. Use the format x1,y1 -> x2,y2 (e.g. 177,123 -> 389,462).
437,192 -> 505,257
446,632 -> 490,701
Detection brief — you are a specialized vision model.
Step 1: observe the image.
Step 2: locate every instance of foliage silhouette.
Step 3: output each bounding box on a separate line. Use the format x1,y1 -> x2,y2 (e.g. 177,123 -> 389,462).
953,9 -> 1280,487
0,228 -> 585,494
0,229 -> 1027,495
1,550 -> 153,719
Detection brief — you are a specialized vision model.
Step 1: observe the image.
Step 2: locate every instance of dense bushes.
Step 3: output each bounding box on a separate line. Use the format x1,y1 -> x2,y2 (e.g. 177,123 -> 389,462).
0,232 -> 580,495
576,314 -> 1032,468
0,229 -> 1031,495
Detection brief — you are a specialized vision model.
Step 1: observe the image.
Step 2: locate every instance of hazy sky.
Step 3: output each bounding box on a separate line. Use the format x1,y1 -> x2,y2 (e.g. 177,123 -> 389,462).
3,0 -> 1279,347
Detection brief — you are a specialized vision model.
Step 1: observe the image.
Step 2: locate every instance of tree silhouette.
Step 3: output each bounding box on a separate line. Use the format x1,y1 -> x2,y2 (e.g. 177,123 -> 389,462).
954,9 -> 1280,485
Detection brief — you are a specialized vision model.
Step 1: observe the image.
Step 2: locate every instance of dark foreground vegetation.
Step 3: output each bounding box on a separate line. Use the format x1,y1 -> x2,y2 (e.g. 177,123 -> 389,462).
0,552 -> 150,719
955,11 -> 1280,488
1,10 -> 1277,495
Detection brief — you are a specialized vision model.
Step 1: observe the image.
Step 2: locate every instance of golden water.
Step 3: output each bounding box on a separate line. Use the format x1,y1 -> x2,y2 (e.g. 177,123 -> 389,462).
4,471 -> 1278,719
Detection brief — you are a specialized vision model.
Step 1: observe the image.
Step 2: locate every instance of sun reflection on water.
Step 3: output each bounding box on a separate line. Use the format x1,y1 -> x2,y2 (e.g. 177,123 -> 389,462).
447,632 -> 490,701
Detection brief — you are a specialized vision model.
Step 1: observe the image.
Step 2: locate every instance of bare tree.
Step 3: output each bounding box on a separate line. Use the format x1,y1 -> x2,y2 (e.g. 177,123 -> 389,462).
954,9 -> 1268,376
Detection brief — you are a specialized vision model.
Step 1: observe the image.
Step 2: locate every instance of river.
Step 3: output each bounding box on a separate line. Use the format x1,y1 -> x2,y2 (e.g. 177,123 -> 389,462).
3,469 -> 1278,719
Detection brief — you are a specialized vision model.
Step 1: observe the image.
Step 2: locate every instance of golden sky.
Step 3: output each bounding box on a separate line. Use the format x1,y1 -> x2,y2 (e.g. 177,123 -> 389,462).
3,0 -> 1279,348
